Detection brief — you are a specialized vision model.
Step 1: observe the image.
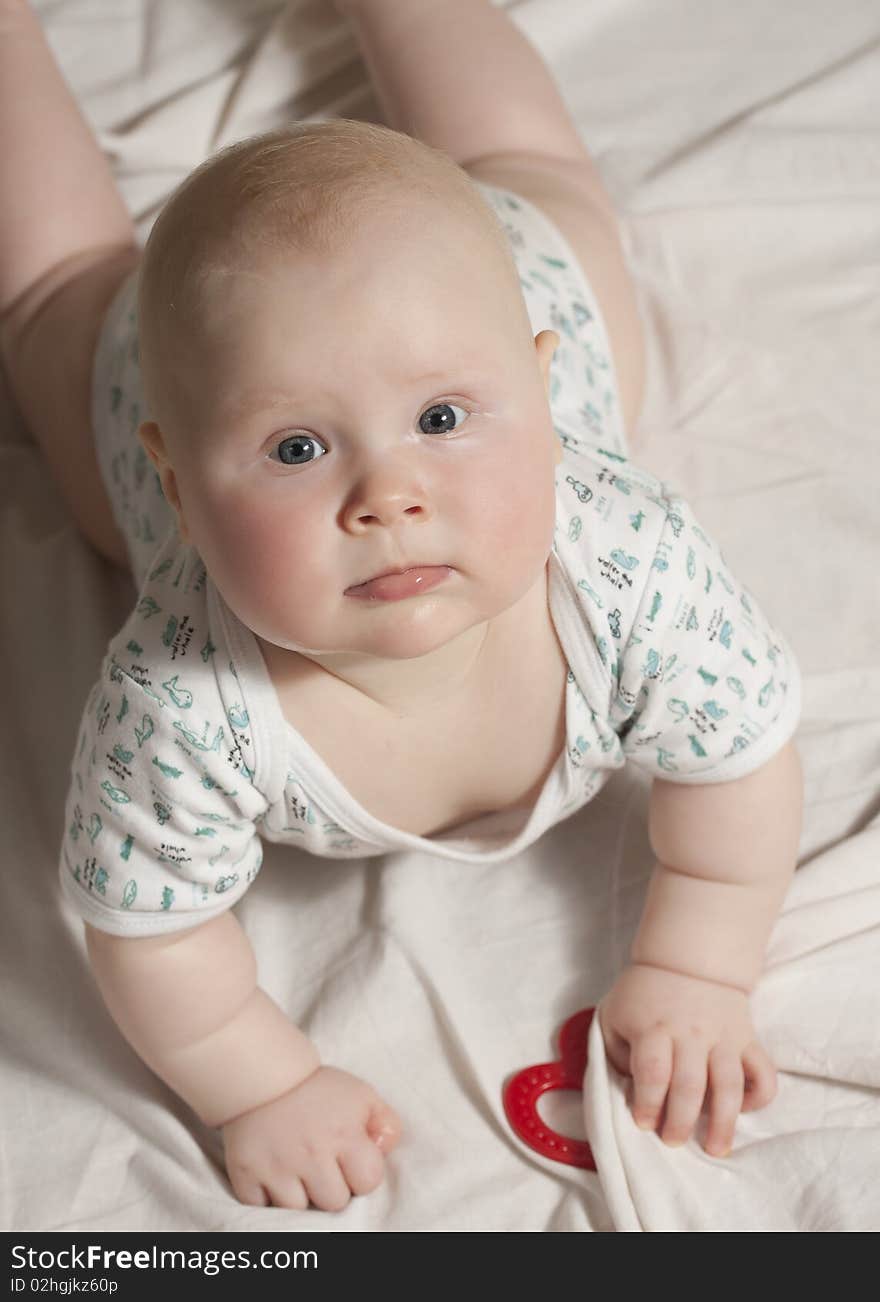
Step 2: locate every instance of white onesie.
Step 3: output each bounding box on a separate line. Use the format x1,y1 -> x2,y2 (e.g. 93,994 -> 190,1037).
60,183 -> 802,937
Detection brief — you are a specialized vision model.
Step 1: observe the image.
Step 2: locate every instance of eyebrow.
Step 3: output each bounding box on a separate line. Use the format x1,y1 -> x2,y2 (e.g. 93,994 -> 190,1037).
218,369 -> 484,424
219,390 -> 305,423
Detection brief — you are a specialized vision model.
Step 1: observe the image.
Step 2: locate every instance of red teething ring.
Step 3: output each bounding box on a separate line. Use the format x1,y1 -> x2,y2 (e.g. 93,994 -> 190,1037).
502,1007 -> 596,1170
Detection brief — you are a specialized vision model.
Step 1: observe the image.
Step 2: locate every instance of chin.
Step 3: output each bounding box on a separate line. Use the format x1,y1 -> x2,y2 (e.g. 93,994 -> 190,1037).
352,603 -> 487,660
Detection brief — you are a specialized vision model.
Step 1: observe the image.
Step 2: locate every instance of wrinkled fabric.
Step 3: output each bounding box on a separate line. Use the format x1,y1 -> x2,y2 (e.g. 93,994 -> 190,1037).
2,0 -> 878,1232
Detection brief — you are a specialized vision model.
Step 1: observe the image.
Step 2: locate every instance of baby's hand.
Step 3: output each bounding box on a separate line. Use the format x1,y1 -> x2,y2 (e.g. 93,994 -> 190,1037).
221,1066 -> 402,1211
597,963 -> 777,1157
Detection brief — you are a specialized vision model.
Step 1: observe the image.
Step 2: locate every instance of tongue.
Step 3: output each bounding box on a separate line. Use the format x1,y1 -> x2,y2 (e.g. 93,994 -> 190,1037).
352,566 -> 450,600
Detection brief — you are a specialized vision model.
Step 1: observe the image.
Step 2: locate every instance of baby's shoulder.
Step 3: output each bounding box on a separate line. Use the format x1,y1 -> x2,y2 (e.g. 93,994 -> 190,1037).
554,444 -> 677,580
102,535 -> 220,712
91,536 -> 265,794
551,445 -> 719,668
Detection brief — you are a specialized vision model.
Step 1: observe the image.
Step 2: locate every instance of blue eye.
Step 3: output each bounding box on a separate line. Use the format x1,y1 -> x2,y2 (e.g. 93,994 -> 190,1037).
269,401 -> 469,468
419,402 -> 469,436
270,434 -> 327,466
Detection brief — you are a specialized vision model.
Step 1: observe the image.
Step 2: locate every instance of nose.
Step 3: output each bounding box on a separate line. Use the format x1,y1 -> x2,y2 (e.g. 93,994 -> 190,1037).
340,461 -> 433,533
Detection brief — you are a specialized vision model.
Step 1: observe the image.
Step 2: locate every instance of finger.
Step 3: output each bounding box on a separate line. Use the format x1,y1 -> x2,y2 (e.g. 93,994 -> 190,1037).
629,1028 -> 673,1131
263,1176 -> 309,1211
661,1038 -> 709,1147
301,1161 -> 353,1214
703,1046 -> 745,1158
338,1139 -> 386,1197
740,1041 -> 778,1112
367,1101 -> 403,1154
229,1175 -> 269,1208
602,1023 -> 632,1079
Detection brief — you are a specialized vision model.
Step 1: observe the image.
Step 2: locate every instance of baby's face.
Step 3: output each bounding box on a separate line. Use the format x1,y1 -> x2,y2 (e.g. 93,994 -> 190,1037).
141,204 -> 561,664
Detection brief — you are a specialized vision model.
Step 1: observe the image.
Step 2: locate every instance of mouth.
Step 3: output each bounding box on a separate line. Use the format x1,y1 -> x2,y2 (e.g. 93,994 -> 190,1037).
344,564 -> 453,602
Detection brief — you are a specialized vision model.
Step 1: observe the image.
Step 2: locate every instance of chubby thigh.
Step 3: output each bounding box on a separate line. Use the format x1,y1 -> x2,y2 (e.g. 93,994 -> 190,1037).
3,247 -> 142,570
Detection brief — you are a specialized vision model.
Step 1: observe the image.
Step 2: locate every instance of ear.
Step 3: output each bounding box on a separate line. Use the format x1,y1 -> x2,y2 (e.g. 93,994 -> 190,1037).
137,420 -> 190,543
534,330 -> 564,466
535,329 -> 560,394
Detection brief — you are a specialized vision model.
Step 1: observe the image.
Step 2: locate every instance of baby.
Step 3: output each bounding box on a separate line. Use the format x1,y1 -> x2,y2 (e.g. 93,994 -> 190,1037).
0,0 -> 803,1213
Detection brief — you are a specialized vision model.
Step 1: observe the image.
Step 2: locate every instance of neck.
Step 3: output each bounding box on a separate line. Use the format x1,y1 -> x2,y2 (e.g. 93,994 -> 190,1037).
310,617 -> 493,718
257,562 -> 550,721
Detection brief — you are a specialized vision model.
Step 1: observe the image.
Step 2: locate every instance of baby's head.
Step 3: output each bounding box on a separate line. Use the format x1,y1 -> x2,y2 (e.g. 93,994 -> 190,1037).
136,119 -> 561,666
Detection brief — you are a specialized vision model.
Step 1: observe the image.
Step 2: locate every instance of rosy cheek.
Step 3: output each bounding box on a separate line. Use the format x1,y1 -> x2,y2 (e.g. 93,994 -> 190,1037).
481,437 -> 553,538
232,498 -> 314,575
192,482 -> 311,592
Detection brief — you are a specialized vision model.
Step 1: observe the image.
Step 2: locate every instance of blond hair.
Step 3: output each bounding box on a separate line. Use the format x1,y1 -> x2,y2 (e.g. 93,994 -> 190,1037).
136,119 -> 528,430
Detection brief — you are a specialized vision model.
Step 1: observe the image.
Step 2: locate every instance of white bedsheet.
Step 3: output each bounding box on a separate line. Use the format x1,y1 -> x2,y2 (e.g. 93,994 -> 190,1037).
2,0 -> 878,1232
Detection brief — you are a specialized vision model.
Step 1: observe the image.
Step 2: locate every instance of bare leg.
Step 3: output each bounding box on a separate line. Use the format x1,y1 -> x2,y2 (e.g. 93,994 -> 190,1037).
336,0 -> 604,174
0,0 -> 139,570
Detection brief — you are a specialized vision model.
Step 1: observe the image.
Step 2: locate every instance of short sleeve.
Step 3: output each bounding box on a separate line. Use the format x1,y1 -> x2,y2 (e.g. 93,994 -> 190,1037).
611,491 -> 802,783
59,653 -> 268,937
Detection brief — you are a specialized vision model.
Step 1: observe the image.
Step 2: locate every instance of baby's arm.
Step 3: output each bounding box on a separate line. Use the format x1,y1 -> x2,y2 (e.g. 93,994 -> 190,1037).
85,914 -> 401,1210
640,739 -> 803,993
599,739 -> 803,1155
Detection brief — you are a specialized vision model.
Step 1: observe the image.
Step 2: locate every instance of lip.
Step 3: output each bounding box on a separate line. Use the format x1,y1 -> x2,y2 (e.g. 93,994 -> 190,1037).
345,565 -> 453,602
